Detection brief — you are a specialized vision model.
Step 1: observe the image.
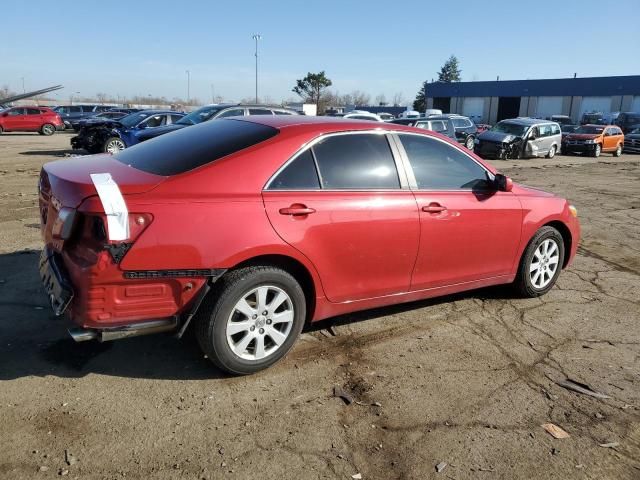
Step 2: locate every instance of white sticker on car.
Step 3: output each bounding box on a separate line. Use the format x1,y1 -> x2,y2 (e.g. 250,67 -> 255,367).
90,173 -> 129,241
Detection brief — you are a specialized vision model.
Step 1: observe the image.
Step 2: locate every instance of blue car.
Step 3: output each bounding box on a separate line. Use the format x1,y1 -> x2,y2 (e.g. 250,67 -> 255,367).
70,110 -> 185,154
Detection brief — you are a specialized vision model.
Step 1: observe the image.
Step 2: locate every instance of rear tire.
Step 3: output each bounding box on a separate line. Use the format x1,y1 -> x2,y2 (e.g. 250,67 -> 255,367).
196,266 -> 306,375
41,123 -> 55,136
513,226 -> 565,298
614,144 -> 622,157
546,145 -> 556,159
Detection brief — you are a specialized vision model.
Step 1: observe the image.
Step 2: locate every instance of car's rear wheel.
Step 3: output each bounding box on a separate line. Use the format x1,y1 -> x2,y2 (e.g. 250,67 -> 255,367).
465,136 -> 475,150
196,266 -> 306,375
103,137 -> 126,154
546,145 -> 556,159
513,226 -> 565,297
592,144 -> 601,157
614,144 -> 622,157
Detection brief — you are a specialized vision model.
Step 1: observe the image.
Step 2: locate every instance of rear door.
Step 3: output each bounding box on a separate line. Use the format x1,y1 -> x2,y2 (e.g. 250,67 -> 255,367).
263,132 -> 420,303
394,133 -> 522,290
25,108 -> 44,130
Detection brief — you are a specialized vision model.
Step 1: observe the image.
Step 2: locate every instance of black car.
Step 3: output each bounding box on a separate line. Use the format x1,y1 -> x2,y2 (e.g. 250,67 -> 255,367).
136,103 -> 298,143
73,111 -> 129,131
615,112 -> 640,133
623,127 -> 640,153
53,105 -> 114,129
426,114 -> 477,150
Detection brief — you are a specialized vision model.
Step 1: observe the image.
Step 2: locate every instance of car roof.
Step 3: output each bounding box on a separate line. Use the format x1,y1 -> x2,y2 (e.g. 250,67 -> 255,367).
500,117 -> 556,126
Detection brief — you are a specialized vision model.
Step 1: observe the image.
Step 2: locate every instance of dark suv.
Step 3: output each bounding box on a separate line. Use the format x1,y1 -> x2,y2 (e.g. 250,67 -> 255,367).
615,112 -> 640,133
426,114 -> 477,150
136,103 -> 298,143
53,105 -> 114,129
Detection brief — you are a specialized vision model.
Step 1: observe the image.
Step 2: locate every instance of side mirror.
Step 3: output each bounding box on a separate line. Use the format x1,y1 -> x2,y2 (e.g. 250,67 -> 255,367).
494,173 -> 513,192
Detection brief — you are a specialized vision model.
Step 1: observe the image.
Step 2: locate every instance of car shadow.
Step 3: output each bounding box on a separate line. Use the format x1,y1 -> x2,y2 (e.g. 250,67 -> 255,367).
19,149 -> 85,157
0,250 -> 514,382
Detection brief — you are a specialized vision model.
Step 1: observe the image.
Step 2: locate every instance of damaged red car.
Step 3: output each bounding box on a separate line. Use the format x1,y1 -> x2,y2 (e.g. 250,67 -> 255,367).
39,116 -> 580,374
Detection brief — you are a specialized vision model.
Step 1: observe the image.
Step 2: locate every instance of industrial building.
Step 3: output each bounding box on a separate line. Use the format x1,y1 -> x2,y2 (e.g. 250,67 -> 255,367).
424,75 -> 640,124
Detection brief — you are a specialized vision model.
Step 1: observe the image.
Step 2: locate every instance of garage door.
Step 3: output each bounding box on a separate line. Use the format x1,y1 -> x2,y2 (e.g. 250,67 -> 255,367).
580,96 -> 611,116
462,97 -> 484,122
632,96 -> 640,112
536,96 -> 563,119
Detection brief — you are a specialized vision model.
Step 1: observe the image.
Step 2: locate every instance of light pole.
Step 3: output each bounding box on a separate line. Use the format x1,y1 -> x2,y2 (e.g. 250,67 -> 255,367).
21,77 -> 25,93
185,70 -> 190,104
70,91 -> 80,105
252,33 -> 262,103
211,83 -> 215,103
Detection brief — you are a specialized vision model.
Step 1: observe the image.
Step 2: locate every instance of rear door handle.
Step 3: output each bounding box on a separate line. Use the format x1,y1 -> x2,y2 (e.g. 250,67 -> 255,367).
279,204 -> 316,216
422,203 -> 447,213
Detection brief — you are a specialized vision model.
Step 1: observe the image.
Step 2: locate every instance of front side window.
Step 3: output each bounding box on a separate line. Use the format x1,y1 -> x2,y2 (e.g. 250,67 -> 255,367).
399,134 -> 491,190
248,108 -> 273,115
538,124 -> 552,137
69,106 -> 82,113
268,150 -> 320,190
8,108 -> 25,116
142,115 -> 166,128
217,108 -> 245,118
312,134 -> 400,189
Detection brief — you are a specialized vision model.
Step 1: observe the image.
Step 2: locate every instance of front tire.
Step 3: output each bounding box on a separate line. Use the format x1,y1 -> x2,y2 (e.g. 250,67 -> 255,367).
41,123 -> 55,136
196,266 -> 306,375
103,137 -> 126,154
513,226 -> 565,298
591,144 -> 601,158
546,145 -> 556,159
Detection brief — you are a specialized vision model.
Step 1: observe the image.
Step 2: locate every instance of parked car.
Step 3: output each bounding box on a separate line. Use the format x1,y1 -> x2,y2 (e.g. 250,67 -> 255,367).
378,112 -> 395,122
53,105 -> 114,129
73,111 -> 129,131
475,123 -> 491,133
71,110 -> 185,154
39,116 -> 580,374
400,110 -> 421,119
412,117 -> 456,140
615,112 -> 640,133
474,118 -> 561,159
550,115 -> 574,126
343,112 -> 383,121
427,114 -> 477,150
389,118 -> 419,126
136,104 -> 298,143
623,127 -> 640,153
0,106 -> 64,135
580,111 -> 604,125
424,109 -> 443,116
562,124 -> 624,157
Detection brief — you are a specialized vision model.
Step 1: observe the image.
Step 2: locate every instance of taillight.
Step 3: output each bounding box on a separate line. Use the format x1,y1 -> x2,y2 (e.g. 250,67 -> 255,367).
52,207 -> 77,240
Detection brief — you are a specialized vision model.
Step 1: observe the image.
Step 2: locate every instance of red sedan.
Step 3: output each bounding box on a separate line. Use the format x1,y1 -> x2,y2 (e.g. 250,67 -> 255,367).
0,106 -> 64,135
39,116 -> 580,374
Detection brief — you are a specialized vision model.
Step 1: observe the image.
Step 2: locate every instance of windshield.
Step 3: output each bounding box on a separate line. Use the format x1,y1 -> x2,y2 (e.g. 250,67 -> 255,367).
623,114 -> 640,124
629,128 -> 640,135
490,122 -> 528,136
119,112 -> 151,127
561,125 -> 577,132
575,126 -> 604,134
177,105 -> 226,125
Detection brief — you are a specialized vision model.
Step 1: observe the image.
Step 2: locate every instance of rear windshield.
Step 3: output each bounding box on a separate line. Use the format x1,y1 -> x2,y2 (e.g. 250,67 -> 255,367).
114,119 -> 279,176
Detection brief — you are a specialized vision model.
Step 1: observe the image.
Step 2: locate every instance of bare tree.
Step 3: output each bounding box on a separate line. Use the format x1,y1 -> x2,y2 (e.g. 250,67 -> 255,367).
375,94 -> 387,106
392,92 -> 404,106
350,90 -> 371,107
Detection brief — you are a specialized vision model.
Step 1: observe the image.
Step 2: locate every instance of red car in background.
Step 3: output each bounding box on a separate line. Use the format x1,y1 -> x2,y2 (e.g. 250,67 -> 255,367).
38,116 -> 580,374
0,106 -> 64,135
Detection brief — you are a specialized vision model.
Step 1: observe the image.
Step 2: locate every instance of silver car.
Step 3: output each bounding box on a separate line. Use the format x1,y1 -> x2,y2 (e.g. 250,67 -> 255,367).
474,118 -> 562,160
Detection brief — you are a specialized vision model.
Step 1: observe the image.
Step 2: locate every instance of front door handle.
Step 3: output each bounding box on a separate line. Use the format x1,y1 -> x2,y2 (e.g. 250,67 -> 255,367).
279,204 -> 316,216
422,203 -> 447,213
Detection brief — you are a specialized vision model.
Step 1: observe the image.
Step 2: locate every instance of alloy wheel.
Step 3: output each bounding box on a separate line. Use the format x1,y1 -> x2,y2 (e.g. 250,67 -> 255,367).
465,136 -> 474,150
106,139 -> 125,154
42,124 -> 54,135
529,239 -> 560,289
225,285 -> 294,361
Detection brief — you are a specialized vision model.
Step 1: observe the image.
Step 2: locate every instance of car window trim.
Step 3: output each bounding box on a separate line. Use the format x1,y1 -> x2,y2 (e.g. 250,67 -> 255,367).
264,130 -> 411,191
391,132 -> 496,192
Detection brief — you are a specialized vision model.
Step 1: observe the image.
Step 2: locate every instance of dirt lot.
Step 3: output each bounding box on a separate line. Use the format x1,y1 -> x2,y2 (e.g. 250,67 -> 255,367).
1,132 -> 639,479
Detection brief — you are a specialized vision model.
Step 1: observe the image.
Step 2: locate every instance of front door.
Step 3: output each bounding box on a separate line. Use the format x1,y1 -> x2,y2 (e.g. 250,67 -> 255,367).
395,133 -> 522,290
4,108 -> 28,131
263,132 -> 420,303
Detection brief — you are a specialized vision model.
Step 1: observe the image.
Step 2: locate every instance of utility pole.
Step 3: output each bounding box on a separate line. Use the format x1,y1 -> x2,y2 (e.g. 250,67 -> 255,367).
185,70 -> 190,104
252,33 -> 262,103
21,77 -> 25,93
211,83 -> 215,103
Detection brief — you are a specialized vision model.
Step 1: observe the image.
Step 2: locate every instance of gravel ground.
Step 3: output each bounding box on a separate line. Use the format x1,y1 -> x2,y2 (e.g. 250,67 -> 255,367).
1,132 -> 639,479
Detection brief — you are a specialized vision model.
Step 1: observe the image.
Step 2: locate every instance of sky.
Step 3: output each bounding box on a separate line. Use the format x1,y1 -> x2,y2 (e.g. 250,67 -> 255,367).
1,0 -> 639,105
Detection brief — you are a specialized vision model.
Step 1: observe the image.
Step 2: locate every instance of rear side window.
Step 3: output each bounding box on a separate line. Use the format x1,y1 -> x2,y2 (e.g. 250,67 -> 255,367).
248,108 -> 272,115
114,119 -> 278,176
268,150 -> 320,190
312,134 -> 400,189
399,134 -> 490,190
26,108 -> 42,115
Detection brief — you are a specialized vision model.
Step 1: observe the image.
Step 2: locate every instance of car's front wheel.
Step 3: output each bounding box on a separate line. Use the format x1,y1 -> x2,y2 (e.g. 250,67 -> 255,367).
103,137 -> 126,154
514,226 -> 565,297
592,144 -> 601,158
196,266 -> 306,375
